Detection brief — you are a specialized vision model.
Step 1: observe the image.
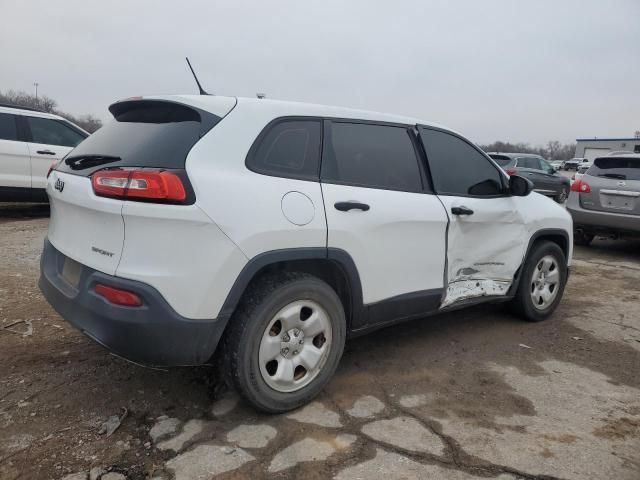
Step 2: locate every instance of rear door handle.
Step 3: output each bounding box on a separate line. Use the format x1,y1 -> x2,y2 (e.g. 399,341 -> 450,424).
334,201 -> 370,212
451,206 -> 474,216
36,150 -> 56,155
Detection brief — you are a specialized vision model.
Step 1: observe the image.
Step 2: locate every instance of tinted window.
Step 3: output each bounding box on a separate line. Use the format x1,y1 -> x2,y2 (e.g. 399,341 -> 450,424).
26,117 -> 85,147
589,157 -> 640,181
0,113 -> 18,141
420,128 -> 504,196
539,159 -> 555,173
488,155 -> 514,167
515,157 -> 541,170
56,100 -> 220,177
247,119 -> 321,180
322,122 -> 422,192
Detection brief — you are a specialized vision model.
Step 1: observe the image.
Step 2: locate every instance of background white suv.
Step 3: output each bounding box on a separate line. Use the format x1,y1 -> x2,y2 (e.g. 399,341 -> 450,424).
40,95 -> 572,412
0,104 -> 88,202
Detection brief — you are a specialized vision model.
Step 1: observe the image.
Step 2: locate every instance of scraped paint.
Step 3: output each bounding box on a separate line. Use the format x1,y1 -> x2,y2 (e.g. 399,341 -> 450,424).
442,277 -> 512,307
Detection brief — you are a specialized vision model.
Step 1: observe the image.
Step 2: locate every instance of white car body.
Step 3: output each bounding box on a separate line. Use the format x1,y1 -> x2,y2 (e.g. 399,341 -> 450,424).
0,104 -> 88,201
39,95 -> 572,409
574,163 -> 592,182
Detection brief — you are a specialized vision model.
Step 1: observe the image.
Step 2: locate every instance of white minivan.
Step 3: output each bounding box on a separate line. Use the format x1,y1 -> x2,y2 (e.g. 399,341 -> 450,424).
0,104 -> 88,202
40,95 -> 572,412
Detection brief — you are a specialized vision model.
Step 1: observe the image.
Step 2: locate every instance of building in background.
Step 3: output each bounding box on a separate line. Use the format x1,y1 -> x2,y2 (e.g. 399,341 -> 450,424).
575,136 -> 640,161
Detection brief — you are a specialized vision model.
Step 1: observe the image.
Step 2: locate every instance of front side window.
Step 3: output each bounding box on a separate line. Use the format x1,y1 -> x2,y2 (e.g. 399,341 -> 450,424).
540,159 -> 555,174
322,122 -> 423,192
420,128 -> 504,196
247,119 -> 321,181
0,113 -> 18,141
26,116 -> 86,147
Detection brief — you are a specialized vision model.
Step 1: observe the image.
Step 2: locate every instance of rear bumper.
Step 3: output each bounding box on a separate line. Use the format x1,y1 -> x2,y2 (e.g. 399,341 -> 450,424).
567,193 -> 640,235
39,239 -> 226,367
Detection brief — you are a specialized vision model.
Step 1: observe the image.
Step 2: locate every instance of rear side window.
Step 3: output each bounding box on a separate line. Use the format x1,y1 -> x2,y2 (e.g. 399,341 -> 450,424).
589,157 -> 640,181
515,157 -> 541,170
56,100 -> 220,177
246,119 -> 321,181
0,113 -> 18,141
488,155 -> 514,168
26,117 -> 86,147
420,128 -> 504,196
322,122 -> 423,192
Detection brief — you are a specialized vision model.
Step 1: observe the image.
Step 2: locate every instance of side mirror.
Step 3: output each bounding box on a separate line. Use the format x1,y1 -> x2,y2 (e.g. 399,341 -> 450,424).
509,175 -> 534,196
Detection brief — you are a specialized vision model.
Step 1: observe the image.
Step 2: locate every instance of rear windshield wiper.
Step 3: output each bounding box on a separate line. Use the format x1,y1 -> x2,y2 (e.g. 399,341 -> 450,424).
65,155 -> 121,170
598,173 -> 627,180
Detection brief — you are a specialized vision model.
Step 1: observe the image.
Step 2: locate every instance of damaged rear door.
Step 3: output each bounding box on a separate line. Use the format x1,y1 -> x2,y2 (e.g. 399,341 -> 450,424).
418,126 -> 527,307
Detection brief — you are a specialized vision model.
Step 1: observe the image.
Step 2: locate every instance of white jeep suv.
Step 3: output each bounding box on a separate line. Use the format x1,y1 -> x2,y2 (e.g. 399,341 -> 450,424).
0,104 -> 88,202
40,95 -> 572,412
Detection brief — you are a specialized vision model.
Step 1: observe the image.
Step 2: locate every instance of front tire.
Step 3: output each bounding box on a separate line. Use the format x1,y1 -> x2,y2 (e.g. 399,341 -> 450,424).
222,272 -> 346,413
509,241 -> 567,322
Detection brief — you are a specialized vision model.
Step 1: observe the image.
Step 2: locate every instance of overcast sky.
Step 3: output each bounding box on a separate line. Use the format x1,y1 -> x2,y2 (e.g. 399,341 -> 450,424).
1,0 -> 638,145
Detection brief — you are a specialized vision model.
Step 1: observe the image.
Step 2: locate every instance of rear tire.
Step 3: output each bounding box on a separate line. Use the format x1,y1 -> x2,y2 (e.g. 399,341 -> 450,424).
222,272 -> 346,413
555,187 -> 568,203
509,241 -> 567,322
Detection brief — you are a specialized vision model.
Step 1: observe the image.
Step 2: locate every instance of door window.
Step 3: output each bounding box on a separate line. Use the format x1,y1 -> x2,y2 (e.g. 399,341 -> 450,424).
0,113 -> 18,141
539,159 -> 555,174
25,117 -> 85,147
246,119 -> 321,181
322,122 -> 423,192
515,157 -> 541,170
420,128 -> 504,196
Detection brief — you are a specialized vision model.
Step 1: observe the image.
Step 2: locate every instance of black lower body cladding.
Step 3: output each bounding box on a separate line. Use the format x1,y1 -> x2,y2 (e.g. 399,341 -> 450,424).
39,239 -> 225,367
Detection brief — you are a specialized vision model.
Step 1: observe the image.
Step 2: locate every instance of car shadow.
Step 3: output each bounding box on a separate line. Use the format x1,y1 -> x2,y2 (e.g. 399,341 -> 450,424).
0,202 -> 50,220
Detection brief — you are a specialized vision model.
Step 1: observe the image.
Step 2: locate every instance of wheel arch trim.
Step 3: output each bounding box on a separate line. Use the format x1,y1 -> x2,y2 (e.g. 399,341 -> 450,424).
217,247 -> 364,328
507,228 -> 571,296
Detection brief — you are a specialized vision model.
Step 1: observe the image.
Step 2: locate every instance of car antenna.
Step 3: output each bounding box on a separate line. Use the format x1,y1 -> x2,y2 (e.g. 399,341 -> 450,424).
185,57 -> 210,95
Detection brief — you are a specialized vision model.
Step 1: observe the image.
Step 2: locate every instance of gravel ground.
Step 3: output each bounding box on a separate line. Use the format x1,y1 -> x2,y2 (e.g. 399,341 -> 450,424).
0,203 -> 638,480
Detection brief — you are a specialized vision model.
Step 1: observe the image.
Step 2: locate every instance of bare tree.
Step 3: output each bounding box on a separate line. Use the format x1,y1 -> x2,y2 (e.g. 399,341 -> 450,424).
546,140 -> 562,159
0,89 -> 102,133
480,140 -> 576,160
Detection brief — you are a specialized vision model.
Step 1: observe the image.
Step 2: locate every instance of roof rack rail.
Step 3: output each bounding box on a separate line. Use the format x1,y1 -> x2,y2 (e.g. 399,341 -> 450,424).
0,102 -> 45,113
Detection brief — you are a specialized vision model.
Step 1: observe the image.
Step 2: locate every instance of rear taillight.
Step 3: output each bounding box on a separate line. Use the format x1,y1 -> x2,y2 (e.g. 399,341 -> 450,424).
505,168 -> 517,176
95,283 -> 142,307
571,179 -> 591,193
47,160 -> 61,178
91,169 -> 187,202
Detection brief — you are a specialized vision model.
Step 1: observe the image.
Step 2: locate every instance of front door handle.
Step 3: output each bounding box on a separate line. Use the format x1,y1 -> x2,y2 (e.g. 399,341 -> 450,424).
451,206 -> 474,216
36,149 -> 56,155
334,201 -> 370,212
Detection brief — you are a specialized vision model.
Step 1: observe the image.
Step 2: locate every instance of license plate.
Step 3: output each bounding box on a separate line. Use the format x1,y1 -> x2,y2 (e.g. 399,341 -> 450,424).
600,194 -> 636,211
61,257 -> 82,288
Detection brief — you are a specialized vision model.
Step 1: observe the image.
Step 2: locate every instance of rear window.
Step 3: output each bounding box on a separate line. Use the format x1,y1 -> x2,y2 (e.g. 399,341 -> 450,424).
56,100 -> 220,176
588,157 -> 640,181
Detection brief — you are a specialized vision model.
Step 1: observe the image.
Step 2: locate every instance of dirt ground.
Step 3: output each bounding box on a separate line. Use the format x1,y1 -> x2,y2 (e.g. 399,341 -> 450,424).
0,203 -> 638,480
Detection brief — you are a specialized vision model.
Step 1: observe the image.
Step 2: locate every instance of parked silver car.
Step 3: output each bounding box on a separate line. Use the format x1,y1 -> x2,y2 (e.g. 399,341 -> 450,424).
567,154 -> 640,245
